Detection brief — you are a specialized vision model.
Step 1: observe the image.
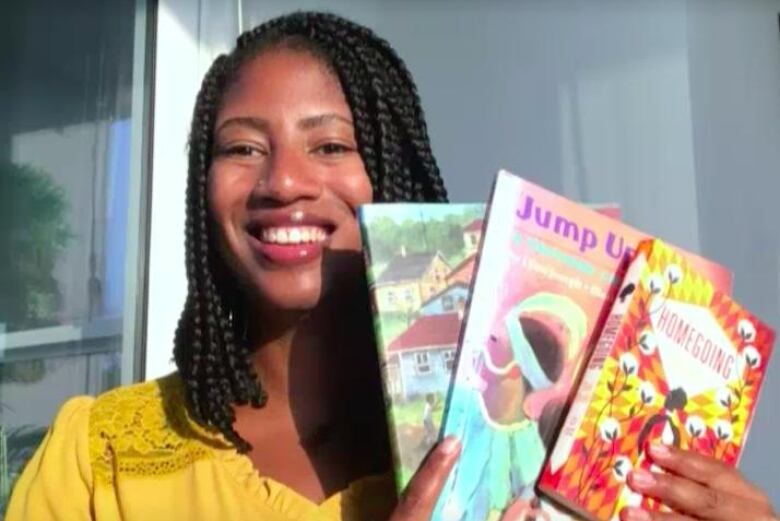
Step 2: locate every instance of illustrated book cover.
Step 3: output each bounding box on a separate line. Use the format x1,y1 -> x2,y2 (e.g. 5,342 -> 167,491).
433,170 -> 733,521
358,201 -> 620,494
537,238 -> 774,521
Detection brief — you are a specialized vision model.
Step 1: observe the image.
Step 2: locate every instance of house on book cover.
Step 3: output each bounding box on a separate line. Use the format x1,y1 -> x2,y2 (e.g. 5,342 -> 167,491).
446,254 -> 476,287
374,249 -> 450,313
420,282 -> 469,316
463,218 -> 484,254
385,312 -> 461,401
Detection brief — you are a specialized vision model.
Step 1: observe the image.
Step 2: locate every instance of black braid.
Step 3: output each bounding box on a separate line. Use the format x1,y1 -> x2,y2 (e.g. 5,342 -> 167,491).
173,11 -> 448,452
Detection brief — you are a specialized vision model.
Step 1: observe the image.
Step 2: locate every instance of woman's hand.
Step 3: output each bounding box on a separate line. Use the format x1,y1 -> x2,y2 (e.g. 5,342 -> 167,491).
387,436 -> 531,521
620,443 -> 778,521
388,436 -> 461,521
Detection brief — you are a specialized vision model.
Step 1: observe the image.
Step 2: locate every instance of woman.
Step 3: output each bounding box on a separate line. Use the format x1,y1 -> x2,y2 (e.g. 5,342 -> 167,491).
6,11 -> 776,521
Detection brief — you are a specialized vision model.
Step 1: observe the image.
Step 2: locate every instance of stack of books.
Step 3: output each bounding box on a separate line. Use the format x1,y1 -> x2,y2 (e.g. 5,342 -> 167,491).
358,169 -> 774,521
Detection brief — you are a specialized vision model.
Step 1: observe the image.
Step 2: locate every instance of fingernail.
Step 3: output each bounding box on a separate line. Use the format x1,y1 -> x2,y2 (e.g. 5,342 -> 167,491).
440,436 -> 460,455
622,507 -> 652,521
630,468 -> 656,490
649,443 -> 672,460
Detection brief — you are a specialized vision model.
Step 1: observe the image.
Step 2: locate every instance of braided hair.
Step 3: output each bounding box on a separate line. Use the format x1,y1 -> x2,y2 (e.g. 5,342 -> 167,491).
173,11 -> 449,452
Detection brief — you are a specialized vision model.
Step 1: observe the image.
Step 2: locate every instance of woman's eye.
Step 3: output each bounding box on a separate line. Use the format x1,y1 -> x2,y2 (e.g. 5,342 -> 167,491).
220,145 -> 264,157
316,142 -> 352,155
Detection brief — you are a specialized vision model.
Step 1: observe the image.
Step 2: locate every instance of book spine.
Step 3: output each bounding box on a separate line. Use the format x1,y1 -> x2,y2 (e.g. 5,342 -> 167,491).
357,216 -> 407,496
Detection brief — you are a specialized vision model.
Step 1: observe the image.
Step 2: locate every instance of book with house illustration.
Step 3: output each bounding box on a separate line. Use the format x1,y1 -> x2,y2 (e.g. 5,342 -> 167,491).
537,239 -> 774,521
432,170 -> 734,521
358,201 -> 623,495
358,203 -> 485,491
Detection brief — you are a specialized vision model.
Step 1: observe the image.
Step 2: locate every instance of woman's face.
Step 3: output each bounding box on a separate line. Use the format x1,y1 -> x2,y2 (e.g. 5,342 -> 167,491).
208,48 -> 372,313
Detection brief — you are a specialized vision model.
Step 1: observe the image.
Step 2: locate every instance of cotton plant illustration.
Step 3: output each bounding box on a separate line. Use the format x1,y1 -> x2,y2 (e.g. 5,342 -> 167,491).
574,351 -> 653,500
572,265 -> 765,499
573,267 -> 681,499
611,456 -> 632,483
643,263 -> 682,315
637,331 -> 657,356
685,319 -> 763,460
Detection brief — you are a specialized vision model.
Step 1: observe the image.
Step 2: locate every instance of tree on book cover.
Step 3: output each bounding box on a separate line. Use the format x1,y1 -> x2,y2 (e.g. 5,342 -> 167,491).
538,239 -> 775,521
433,170 -> 733,521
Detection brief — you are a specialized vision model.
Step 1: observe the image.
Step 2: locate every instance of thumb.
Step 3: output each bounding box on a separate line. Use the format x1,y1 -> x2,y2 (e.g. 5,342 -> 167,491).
389,436 -> 461,521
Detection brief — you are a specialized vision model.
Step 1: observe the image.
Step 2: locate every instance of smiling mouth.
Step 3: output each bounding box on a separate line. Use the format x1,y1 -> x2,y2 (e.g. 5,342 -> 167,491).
246,223 -> 333,266
258,226 -> 329,245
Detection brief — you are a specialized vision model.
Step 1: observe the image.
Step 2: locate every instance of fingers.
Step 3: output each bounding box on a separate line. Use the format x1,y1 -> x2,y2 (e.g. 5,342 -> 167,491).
499,498 -> 532,521
620,506 -> 696,521
646,444 -> 768,504
622,505 -> 780,521
389,436 -> 461,521
622,445 -> 777,521
626,466 -> 757,521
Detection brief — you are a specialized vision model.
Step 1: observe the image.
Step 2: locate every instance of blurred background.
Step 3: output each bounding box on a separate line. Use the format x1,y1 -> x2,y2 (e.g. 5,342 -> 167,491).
1,0 -> 778,514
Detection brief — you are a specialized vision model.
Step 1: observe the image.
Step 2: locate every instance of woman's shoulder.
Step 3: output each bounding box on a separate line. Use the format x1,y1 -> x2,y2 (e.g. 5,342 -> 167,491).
88,373 -> 224,483
90,372 -> 183,427
6,374 -> 215,519
38,375 -> 179,442
89,372 -> 185,438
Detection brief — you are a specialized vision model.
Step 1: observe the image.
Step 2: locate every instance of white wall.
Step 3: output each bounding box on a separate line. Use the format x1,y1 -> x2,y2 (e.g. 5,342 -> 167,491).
247,2 -> 701,253
686,0 -> 780,502
144,0 -> 239,379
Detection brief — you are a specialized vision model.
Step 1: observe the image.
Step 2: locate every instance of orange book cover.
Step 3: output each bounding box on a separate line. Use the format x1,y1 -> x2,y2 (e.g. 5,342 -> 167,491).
538,239 -> 775,521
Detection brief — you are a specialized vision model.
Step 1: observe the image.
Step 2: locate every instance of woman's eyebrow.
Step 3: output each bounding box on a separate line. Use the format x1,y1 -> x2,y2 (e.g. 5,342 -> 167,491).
297,113 -> 353,130
215,117 -> 270,134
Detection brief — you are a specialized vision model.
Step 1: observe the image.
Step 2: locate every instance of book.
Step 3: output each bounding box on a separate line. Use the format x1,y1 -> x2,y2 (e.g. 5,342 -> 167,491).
433,170 -> 733,521
537,239 -> 774,521
358,203 -> 485,493
358,201 -> 621,495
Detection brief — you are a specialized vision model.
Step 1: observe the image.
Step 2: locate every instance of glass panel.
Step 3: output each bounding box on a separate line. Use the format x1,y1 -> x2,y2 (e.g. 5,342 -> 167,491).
0,0 -> 151,513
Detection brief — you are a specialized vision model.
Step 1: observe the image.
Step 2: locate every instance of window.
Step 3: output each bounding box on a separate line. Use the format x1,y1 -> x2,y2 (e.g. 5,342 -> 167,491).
414,352 -> 431,374
1,0 -> 152,510
388,364 -> 402,396
404,288 -> 414,303
442,295 -> 454,311
386,290 -> 396,305
443,350 -> 455,371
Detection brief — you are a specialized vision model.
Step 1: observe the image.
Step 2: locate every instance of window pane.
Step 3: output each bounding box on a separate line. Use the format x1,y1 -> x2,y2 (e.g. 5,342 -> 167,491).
0,0 -> 151,512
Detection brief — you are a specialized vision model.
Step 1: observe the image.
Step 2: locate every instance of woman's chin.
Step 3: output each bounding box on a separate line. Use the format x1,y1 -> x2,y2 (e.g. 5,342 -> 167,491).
243,262 -> 365,318
257,288 -> 323,314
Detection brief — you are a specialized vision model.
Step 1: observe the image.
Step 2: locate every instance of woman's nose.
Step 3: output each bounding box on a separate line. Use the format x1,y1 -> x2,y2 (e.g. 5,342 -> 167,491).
256,147 -> 323,204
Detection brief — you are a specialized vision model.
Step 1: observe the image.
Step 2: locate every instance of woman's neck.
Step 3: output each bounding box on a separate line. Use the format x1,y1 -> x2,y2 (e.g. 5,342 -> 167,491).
249,312 -> 341,415
234,283 -> 391,499
246,281 -> 380,429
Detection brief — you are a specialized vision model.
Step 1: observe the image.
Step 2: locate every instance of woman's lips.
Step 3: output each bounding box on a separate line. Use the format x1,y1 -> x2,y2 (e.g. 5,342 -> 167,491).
248,225 -> 330,266
259,226 -> 328,244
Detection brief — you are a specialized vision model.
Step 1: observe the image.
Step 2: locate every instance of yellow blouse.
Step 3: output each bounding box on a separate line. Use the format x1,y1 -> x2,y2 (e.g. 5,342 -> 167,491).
5,374 -> 396,521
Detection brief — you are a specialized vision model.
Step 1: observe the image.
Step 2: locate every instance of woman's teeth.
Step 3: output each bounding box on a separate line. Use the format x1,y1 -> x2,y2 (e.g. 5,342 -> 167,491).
259,226 -> 328,245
